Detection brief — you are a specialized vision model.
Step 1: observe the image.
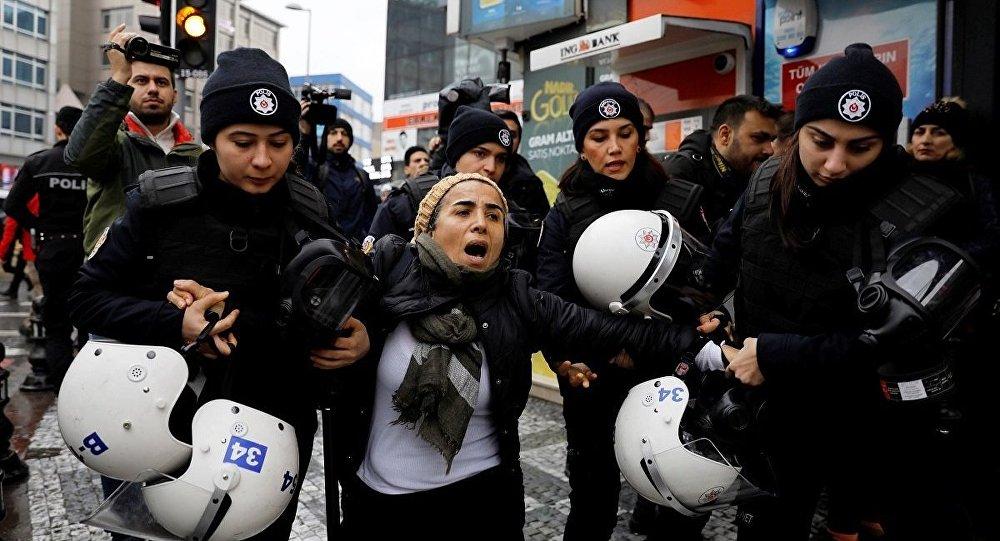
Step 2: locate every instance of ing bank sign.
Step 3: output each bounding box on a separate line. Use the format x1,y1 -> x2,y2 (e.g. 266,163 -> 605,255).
531,15 -> 664,70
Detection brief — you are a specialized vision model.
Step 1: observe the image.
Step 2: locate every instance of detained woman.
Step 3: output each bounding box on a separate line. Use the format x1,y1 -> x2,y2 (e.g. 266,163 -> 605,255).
335,172 -> 706,540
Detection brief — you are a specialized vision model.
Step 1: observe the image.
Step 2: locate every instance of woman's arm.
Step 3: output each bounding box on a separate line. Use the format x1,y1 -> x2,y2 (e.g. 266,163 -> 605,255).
68,191 -> 184,347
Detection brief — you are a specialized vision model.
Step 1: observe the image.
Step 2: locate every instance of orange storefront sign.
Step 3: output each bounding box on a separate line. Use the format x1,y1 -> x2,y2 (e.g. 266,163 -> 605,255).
628,0 -> 756,30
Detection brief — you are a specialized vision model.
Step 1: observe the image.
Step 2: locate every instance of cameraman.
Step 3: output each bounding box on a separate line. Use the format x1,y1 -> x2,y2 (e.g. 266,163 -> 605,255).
296,107 -> 379,242
66,24 -> 202,256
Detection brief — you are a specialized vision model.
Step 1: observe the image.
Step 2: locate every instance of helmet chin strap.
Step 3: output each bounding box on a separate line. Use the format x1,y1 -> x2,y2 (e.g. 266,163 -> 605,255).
188,464 -> 240,541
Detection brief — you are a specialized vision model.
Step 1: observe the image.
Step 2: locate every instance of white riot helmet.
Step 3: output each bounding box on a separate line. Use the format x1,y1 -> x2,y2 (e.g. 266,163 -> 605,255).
58,341 -> 193,481
614,376 -> 768,516
573,209 -> 711,322
142,399 -> 299,541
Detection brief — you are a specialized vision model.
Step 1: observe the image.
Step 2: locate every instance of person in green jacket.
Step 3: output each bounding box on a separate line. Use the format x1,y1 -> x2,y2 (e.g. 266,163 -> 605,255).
65,23 -> 203,254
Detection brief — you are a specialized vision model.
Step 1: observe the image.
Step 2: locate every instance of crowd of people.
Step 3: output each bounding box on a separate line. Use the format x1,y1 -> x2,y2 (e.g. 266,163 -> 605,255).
0,22 -> 996,541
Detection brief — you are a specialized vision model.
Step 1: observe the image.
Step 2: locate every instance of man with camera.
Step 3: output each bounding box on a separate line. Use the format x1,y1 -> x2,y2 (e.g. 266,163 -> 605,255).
297,100 -> 379,242
66,24 -> 202,256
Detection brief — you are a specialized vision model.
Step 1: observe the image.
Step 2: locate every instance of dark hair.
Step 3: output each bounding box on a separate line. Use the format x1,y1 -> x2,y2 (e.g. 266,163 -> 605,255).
495,109 -> 521,132
710,95 -> 782,133
770,131 -> 894,248
404,145 -> 429,165
558,148 -> 668,191
775,111 -> 795,141
637,98 -> 654,123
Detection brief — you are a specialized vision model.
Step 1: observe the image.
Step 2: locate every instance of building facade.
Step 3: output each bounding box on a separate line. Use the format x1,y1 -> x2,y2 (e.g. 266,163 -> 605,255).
289,73 -> 374,163
1,0 -> 55,184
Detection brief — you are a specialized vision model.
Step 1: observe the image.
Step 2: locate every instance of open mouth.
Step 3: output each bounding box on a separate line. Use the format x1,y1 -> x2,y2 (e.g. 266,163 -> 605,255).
464,240 -> 488,263
605,160 -> 626,171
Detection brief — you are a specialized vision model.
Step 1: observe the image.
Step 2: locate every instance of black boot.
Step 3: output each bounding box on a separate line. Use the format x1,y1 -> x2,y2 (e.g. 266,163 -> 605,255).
0,450 -> 29,482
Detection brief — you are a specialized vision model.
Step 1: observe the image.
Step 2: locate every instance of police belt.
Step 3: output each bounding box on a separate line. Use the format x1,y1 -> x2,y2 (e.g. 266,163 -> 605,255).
36,231 -> 82,243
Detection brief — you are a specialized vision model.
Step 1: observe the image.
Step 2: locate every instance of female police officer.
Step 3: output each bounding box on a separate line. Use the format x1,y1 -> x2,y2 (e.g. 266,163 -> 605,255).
333,172 -> 705,539
696,44 -> 996,540
68,48 -> 370,540
535,82 -> 708,540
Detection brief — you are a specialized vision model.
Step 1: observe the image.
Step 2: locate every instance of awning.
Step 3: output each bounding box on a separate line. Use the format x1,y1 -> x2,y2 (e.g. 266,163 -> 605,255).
530,14 -> 752,71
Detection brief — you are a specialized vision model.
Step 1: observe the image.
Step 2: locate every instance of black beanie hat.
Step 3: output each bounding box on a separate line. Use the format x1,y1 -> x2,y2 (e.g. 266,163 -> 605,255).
794,43 -> 903,139
445,105 -> 512,166
200,48 -> 300,146
55,106 -> 83,136
912,99 -> 968,148
570,82 -> 645,151
329,118 -> 354,149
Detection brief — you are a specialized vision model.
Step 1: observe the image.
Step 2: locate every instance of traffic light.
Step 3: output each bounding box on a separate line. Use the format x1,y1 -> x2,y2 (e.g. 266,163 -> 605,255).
173,0 -> 215,78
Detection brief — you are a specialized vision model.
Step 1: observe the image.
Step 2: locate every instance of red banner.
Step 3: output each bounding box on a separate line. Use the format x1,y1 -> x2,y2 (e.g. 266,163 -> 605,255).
781,40 -> 909,110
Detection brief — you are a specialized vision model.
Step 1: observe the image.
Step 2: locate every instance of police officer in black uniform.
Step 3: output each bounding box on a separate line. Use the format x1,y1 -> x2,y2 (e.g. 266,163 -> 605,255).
4,106 -> 88,391
662,95 -> 780,242
536,82 -> 706,541
696,43 -> 1000,540
68,48 -> 371,540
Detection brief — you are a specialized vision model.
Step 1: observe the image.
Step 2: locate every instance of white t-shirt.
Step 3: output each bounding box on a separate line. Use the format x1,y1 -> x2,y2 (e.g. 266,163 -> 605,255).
357,321 -> 501,494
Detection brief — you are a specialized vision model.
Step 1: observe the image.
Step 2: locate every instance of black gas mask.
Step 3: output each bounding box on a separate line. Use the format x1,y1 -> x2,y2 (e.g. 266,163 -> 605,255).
857,237 -> 982,403
278,236 -> 377,345
686,370 -> 765,448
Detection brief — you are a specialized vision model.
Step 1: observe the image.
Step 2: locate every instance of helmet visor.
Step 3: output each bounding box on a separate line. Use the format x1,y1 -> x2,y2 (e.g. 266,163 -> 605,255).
887,239 -> 981,338
644,438 -> 769,514
646,227 -> 716,322
83,470 -> 198,541
299,261 -> 370,331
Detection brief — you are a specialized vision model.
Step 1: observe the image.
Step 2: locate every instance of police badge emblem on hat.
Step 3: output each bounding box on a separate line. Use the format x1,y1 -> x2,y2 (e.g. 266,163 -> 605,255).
598,98 -> 621,119
361,235 -> 375,255
838,90 -> 871,122
498,128 -> 512,147
250,88 -> 278,116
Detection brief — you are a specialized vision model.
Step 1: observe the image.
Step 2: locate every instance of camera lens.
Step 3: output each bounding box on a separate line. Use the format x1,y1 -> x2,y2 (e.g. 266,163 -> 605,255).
125,37 -> 149,58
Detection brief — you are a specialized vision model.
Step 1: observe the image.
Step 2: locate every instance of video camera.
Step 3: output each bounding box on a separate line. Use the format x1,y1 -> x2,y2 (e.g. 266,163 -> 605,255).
301,83 -> 353,125
437,77 -> 510,136
104,36 -> 180,70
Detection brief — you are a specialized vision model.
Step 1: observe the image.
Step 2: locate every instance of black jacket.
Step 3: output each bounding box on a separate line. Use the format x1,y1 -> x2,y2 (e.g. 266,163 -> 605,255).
69,153 -> 333,432
502,153 -> 551,216
662,129 -> 748,240
334,234 -> 699,493
4,140 -> 87,235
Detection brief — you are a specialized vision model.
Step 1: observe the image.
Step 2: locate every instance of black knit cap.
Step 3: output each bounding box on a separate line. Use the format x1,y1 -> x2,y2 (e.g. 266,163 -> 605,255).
570,82 -> 645,151
200,48 -> 300,146
55,106 -> 83,136
794,43 -> 903,139
912,99 -> 968,148
445,105 -> 512,167
329,118 -> 354,149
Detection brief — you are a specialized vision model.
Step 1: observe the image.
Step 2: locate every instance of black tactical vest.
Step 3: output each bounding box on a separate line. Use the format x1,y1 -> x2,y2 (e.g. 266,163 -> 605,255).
736,159 -> 963,339
737,161 -> 862,339
554,175 -> 702,259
